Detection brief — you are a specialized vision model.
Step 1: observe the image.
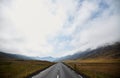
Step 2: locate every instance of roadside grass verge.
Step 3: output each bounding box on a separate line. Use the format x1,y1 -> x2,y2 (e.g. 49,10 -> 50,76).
65,59 -> 120,78
0,59 -> 54,78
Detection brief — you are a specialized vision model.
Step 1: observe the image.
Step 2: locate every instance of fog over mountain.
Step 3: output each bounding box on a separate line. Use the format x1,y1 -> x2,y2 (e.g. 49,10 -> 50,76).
1,42 -> 119,62
55,42 -> 120,61
0,0 -> 120,57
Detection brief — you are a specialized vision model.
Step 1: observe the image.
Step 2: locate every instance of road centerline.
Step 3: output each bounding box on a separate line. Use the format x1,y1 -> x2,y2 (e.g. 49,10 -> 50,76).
57,74 -> 59,78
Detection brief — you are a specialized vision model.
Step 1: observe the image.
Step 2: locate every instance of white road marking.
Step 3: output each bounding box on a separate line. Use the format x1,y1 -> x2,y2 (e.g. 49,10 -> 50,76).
57,74 -> 59,78
78,75 -> 83,78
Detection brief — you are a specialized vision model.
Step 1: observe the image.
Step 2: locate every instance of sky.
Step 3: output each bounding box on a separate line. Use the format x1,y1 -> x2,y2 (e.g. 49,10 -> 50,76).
0,0 -> 120,57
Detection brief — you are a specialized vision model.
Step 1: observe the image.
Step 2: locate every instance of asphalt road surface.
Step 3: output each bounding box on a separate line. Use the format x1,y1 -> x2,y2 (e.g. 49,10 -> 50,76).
32,62 -> 83,78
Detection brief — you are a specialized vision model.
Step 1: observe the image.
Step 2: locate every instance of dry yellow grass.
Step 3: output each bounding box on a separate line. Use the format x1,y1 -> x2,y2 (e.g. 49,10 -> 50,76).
65,58 -> 120,63
65,59 -> 120,78
0,59 -> 54,78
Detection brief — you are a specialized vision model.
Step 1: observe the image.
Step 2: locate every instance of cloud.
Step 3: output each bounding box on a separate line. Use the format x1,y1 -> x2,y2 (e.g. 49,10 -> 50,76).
0,0 -> 62,56
0,0 -> 120,57
49,0 -> 120,56
72,0 -> 120,50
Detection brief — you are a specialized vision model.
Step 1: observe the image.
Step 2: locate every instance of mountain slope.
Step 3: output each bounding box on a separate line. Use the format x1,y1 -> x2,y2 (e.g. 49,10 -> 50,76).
32,56 -> 56,62
0,51 -> 33,60
0,51 -> 56,61
57,42 -> 120,61
78,42 -> 120,59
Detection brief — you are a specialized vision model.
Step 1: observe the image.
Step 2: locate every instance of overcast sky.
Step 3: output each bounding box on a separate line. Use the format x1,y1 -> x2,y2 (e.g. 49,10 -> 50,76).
0,0 -> 120,57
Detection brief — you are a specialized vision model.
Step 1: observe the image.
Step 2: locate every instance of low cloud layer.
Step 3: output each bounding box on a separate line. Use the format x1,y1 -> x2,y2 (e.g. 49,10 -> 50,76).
0,0 -> 120,57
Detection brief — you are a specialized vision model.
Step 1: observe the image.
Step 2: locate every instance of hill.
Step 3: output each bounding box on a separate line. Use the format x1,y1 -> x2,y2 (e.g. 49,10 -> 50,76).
57,42 -> 120,61
0,51 -> 33,60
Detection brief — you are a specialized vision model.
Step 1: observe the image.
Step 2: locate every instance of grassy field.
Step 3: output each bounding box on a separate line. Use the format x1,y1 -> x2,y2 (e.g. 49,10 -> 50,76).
0,59 -> 54,78
65,59 -> 120,78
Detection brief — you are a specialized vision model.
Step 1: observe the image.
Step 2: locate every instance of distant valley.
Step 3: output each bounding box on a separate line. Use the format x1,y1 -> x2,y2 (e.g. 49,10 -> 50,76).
0,42 -> 120,62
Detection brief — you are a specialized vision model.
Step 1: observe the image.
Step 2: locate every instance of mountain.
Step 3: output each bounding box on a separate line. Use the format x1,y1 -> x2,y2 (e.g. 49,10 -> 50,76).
56,42 -> 120,61
0,51 -> 33,60
0,51 -> 56,61
32,56 -> 56,62
1,42 -> 119,61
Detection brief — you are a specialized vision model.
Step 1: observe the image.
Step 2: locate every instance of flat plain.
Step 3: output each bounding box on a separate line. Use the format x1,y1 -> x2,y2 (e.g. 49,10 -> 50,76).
65,59 -> 120,78
0,59 -> 54,78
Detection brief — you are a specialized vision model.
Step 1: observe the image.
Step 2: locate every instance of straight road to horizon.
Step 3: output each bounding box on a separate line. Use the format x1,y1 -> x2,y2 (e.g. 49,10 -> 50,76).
32,63 -> 83,78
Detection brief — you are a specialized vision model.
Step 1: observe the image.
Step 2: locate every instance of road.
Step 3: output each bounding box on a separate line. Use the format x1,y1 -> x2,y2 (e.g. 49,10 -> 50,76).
32,62 -> 83,78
